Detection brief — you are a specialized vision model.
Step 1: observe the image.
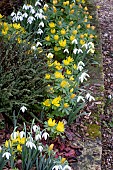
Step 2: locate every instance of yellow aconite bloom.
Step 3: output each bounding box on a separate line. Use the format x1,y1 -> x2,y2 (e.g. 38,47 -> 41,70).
86,24 -> 90,28
70,9 -> 74,14
3,22 -> 8,30
64,103 -> 69,108
59,39 -> 66,47
82,0 -> 86,3
56,121 -> 64,132
53,0 -> 58,5
60,80 -> 68,88
58,21 -> 62,25
84,7 -> 88,11
69,21 -> 73,26
53,6 -> 57,12
69,76 -> 74,81
47,53 -> 53,59
49,144 -> 54,150
77,25 -> 81,29
71,93 -> 76,99
70,88 -> 74,93
17,144 -> 22,152
66,69 -> 72,75
91,26 -> 95,30
73,64 -> 77,69
0,14 -> 3,19
84,19 -> 87,22
72,30 -> 77,35
52,96 -> 61,107
48,118 -> 56,126
43,99 -> 51,107
54,46 -> 60,51
61,157 -> 66,164
54,35 -> 59,40
49,22 -> 56,28
20,137 -> 26,145
63,59 -> 69,65
60,29 -> 66,35
45,74 -> 51,79
89,34 -> 94,38
54,61 -> 62,70
67,56 -> 74,63
51,29 -> 56,34
70,35 -> 75,41
13,23 -> 21,29
2,29 -> 7,35
45,35 -> 50,41
54,71 -> 64,79
5,140 -> 12,148
89,15 -> 92,19
80,39 -> 85,45
80,34 -> 84,38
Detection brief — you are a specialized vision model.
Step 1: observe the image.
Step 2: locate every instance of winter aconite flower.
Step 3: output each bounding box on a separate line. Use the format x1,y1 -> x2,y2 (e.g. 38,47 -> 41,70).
48,118 -> 56,127
43,99 -> 51,107
59,39 -> 66,47
49,22 -> 56,28
56,121 -> 64,132
49,144 -> 54,150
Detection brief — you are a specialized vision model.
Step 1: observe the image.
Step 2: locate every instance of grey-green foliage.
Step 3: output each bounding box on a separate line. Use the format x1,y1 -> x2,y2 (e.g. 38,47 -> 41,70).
0,36 -> 47,122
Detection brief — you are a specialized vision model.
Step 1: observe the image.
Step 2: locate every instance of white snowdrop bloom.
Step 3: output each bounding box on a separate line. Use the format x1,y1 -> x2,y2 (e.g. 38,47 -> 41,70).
39,21 -> 44,27
79,72 -> 90,83
20,106 -> 27,113
31,46 -> 36,50
77,49 -> 83,54
35,13 -> 44,19
27,16 -> 35,24
11,12 -> 16,17
88,42 -> 94,48
73,48 -> 78,54
64,49 -> 69,54
52,165 -> 62,170
39,9 -> 43,14
37,28 -> 43,35
11,132 -> 18,140
77,61 -> 85,71
30,8 -> 35,14
17,11 -> 22,16
20,131 -> 26,138
82,43 -> 88,49
63,165 -> 72,170
77,65 -> 84,71
36,42 -> 42,47
26,141 -> 36,149
38,145 -> 43,152
18,15 -> 23,21
35,1 -> 41,6
2,152 -> 11,160
23,12 -> 28,18
35,134 -> 42,141
72,39 -> 78,44
44,4 -> 49,8
12,16 -> 17,22
86,93 -> 95,102
23,4 -> 29,10
42,132 -> 49,140
87,48 -> 95,54
77,96 -> 85,103
108,94 -> 112,99
33,125 -> 40,132
78,61 -> 85,67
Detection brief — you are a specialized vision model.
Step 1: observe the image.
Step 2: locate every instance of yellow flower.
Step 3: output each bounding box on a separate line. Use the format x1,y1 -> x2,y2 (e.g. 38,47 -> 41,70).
77,25 -> 81,29
63,59 -> 69,65
67,56 -> 74,63
17,37 -> 21,44
59,39 -> 66,47
60,29 -> 66,35
54,61 -> 62,70
56,121 -> 64,132
54,71 -> 64,79
3,22 -> 8,30
84,7 -> 88,11
48,118 -> 56,127
13,23 -> 21,29
60,80 -> 68,88
54,46 -> 60,51
45,35 -> 50,41
61,157 -> 66,164
73,64 -> 77,69
70,9 -> 74,14
80,34 -> 84,38
54,35 -> 59,40
82,0 -> 85,3
86,24 -> 90,29
52,96 -> 61,107
69,76 -> 74,81
43,99 -> 51,107
49,144 -> 54,150
89,34 -> 94,38
70,94 -> 76,99
45,74 -> 51,79
69,21 -> 73,26
17,144 -> 22,152
70,88 -> 74,93
58,21 -> 62,25
66,70 -> 72,75
70,35 -> 75,41
96,5 -> 100,9
53,0 -> 58,5
2,29 -> 7,35
89,15 -> 92,19
64,103 -> 69,108
51,29 -> 56,34
84,19 -> 87,22
0,14 -> 3,19
49,22 -> 56,28
20,137 -> 26,145
80,40 -> 85,45
47,53 -> 54,59
72,30 -> 77,35
53,6 -> 57,13
91,26 -> 95,30
5,140 -> 12,148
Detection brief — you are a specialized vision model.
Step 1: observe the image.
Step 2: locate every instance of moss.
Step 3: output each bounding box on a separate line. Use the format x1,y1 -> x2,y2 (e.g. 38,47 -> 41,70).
87,124 -> 101,139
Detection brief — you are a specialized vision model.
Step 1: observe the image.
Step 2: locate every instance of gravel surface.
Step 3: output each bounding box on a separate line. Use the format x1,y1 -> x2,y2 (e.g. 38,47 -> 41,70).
96,0 -> 113,169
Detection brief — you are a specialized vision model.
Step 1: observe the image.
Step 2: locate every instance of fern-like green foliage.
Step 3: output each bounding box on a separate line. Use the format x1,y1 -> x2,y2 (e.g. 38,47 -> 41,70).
0,36 -> 47,123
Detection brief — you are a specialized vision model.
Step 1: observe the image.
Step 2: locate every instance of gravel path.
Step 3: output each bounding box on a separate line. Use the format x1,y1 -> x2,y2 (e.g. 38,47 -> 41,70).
96,0 -> 113,169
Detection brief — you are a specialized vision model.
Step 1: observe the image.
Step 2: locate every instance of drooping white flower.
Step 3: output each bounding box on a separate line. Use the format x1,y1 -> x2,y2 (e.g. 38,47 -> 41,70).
52,165 -> 62,170
86,93 -> 95,102
23,12 -> 28,18
42,132 -> 49,140
20,131 -> 26,138
38,145 -> 43,152
39,21 -> 44,27
11,12 -> 16,17
37,28 -> 43,34
36,42 -> 42,47
35,1 -> 41,6
35,12 -> 44,19
20,106 -> 27,113
77,61 -> 85,71
72,39 -> 78,44
2,152 -> 11,160
77,96 -> 85,103
27,16 -> 35,24
77,49 -> 83,54
33,125 -> 40,132
30,8 -> 35,14
73,48 -> 78,54
23,4 -> 29,10
79,72 -> 90,83
31,46 -> 36,50
82,43 -> 88,49
11,132 -> 18,140
26,141 -> 36,149
64,49 -> 69,54
35,133 -> 42,141
63,165 -> 72,170
44,4 -> 49,8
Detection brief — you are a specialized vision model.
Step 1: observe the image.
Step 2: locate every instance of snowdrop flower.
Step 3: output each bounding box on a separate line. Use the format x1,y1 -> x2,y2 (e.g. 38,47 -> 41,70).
33,125 -> 40,132
52,165 -> 62,170
108,94 -> 112,99
77,61 -> 85,71
64,49 -> 69,54
23,12 -> 28,18
11,132 -> 18,140
88,42 -> 94,48
12,16 -> 17,22
39,21 -> 44,27
42,132 -> 49,140
38,145 -> 43,152
35,133 -> 41,141
36,42 -> 42,47
20,131 -> 26,138
39,9 -> 43,14
31,46 -> 36,50
20,106 -> 27,113
27,16 -> 35,24
11,12 -> 16,17
82,43 -> 88,49
79,72 -> 90,83
44,4 -> 49,8
87,48 -> 95,54
77,96 -> 85,102
2,152 -> 11,159
72,39 -> 78,44
77,49 -> 83,54
35,1 -> 41,6
26,141 -> 36,149
35,13 -> 44,19
63,165 -> 72,170
73,48 -> 78,54
30,8 -> 35,14
23,4 -> 29,10
86,93 -> 95,102
78,61 -> 85,67
37,28 -> 43,35
17,11 -> 22,16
